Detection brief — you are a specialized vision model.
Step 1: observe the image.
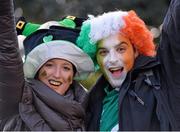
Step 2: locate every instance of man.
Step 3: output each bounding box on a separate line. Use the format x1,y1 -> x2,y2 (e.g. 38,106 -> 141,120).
76,0 -> 180,130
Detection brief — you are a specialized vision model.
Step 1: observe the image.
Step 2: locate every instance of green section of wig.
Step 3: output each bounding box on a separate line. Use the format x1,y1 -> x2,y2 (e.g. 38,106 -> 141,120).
76,21 -> 99,70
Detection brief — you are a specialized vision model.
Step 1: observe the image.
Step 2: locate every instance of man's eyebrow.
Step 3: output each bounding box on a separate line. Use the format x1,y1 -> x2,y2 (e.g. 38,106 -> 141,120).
115,41 -> 128,48
97,47 -> 107,53
97,41 -> 128,50
97,47 -> 106,50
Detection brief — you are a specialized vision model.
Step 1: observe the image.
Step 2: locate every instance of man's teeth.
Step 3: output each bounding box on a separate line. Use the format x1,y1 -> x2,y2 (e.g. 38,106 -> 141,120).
49,80 -> 61,86
109,67 -> 123,72
110,68 -> 120,71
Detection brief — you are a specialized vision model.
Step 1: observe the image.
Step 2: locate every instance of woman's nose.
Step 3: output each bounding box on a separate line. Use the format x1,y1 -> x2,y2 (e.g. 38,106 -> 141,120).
53,68 -> 61,78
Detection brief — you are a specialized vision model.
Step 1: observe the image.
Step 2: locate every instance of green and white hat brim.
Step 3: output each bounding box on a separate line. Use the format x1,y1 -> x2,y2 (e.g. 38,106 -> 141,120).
23,40 -> 94,80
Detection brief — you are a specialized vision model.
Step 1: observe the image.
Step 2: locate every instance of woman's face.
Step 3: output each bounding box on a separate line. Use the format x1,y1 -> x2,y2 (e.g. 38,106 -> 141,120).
96,34 -> 138,88
38,58 -> 74,95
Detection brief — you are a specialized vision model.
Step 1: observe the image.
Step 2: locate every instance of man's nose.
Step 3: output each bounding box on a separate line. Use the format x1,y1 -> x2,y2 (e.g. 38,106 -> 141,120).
109,50 -> 118,64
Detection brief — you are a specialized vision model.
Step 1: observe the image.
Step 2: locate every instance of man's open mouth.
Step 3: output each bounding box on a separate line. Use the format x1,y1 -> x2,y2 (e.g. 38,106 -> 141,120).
109,67 -> 124,78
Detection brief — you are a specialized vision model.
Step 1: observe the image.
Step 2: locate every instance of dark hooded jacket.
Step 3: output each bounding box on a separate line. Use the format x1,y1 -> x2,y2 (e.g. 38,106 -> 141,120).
85,0 -> 180,130
86,55 -> 177,131
0,0 -> 87,131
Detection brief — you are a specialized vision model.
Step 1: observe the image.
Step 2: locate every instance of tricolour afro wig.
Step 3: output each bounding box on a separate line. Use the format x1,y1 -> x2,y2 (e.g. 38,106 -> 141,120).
77,10 -> 156,69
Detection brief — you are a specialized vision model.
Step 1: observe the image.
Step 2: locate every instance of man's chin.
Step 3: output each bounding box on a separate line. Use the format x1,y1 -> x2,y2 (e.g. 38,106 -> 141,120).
107,75 -> 127,88
104,70 -> 127,88
108,80 -> 122,88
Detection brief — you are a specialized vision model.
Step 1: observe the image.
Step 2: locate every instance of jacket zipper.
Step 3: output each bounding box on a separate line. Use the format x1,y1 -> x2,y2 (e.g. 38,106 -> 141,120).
128,90 -> 145,106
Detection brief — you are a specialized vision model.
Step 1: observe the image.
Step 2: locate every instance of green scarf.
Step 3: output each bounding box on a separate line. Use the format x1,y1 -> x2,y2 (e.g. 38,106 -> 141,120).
100,85 -> 119,131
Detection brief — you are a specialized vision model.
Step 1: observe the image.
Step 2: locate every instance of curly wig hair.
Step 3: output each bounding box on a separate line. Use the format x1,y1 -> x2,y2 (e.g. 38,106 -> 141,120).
77,10 -> 156,69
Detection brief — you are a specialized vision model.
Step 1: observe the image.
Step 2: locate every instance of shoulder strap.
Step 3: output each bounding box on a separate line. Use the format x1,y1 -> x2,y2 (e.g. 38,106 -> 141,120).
144,69 -> 177,130
144,69 -> 160,90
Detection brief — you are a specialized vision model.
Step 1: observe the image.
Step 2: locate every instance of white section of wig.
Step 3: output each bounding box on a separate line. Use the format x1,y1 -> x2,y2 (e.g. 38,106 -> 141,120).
89,11 -> 128,43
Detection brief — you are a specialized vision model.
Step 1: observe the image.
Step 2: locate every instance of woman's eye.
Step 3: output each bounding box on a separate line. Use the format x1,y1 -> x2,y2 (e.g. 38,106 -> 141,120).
45,63 -> 53,67
63,66 -> 71,71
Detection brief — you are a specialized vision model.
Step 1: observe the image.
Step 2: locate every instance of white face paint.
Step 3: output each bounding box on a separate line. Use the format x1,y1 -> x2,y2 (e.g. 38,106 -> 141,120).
103,48 -> 127,88
96,34 -> 138,88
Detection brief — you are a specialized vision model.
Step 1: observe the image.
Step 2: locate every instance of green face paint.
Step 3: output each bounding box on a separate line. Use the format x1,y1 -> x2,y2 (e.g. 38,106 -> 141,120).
67,76 -> 73,84
40,70 -> 47,77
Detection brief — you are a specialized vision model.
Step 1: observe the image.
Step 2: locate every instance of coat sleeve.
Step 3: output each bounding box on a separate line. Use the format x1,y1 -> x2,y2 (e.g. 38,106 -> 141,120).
0,0 -> 24,120
157,0 -> 180,129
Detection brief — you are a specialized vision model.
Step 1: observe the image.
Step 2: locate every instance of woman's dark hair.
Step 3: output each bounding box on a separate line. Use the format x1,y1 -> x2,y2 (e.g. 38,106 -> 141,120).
72,64 -> 77,77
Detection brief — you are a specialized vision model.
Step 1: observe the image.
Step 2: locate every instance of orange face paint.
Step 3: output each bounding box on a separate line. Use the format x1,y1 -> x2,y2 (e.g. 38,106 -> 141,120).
96,34 -> 138,88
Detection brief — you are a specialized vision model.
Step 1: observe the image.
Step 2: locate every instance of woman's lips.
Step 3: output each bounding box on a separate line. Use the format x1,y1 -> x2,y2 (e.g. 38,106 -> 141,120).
49,79 -> 62,86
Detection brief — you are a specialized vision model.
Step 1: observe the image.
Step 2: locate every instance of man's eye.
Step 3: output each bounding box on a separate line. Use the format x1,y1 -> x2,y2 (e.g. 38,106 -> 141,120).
117,47 -> 126,53
99,50 -> 108,56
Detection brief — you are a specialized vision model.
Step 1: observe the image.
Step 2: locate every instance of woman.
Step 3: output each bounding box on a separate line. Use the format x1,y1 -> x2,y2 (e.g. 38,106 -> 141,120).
0,0 -> 94,131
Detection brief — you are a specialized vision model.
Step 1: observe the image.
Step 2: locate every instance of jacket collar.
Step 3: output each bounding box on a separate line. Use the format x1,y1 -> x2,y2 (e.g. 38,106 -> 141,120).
133,55 -> 160,72
20,79 -> 86,130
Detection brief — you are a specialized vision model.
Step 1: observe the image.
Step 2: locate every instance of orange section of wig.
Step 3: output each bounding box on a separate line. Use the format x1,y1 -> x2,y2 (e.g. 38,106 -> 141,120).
121,10 -> 156,57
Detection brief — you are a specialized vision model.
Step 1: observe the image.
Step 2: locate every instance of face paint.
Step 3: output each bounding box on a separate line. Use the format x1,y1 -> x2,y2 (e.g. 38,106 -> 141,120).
67,76 -> 73,84
40,70 -> 47,77
96,34 -> 138,88
38,58 -> 74,95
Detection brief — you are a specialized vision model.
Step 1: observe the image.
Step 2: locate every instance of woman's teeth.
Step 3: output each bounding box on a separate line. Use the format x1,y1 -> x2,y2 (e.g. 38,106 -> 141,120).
49,80 -> 62,86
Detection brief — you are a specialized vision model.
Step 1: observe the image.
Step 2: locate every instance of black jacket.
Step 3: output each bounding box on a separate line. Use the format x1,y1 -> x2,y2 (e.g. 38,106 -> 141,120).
86,55 -> 176,131
0,0 -> 87,131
